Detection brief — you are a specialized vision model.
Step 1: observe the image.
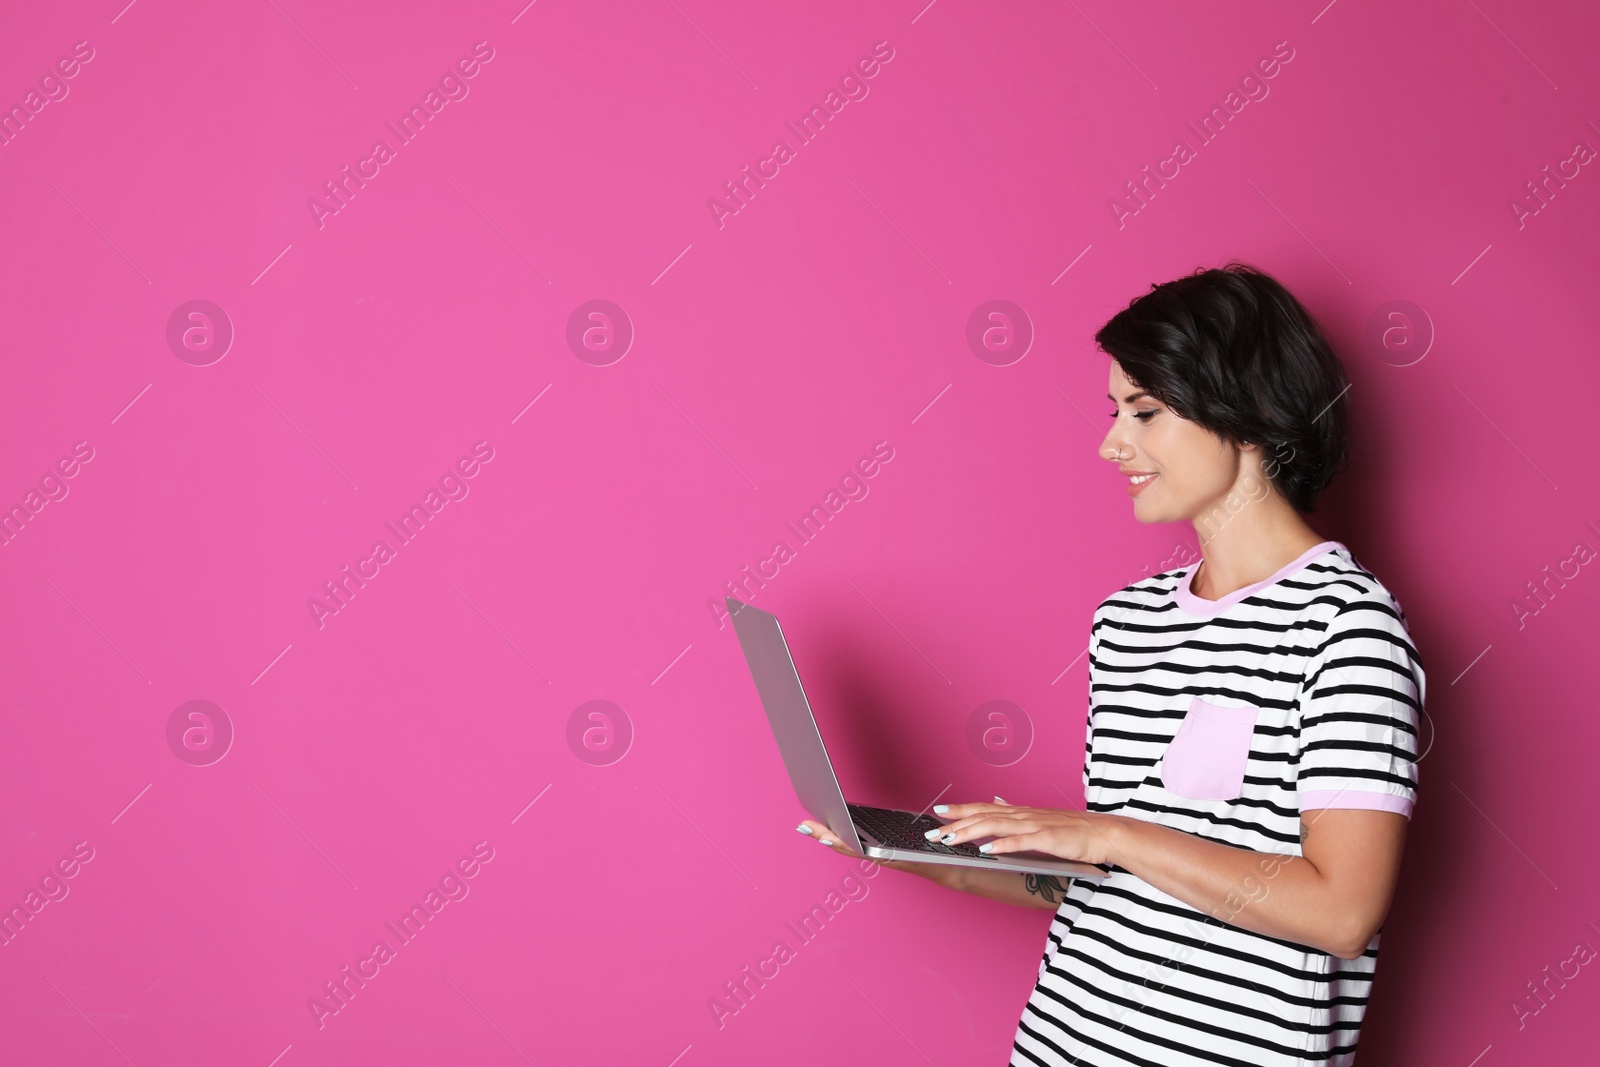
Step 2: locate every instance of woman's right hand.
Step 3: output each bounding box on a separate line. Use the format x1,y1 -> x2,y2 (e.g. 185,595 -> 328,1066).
795,818 -> 959,886
796,818 -> 876,860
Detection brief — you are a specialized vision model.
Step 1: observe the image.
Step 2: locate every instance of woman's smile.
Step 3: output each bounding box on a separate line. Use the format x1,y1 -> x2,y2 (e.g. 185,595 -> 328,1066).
1122,470 -> 1159,495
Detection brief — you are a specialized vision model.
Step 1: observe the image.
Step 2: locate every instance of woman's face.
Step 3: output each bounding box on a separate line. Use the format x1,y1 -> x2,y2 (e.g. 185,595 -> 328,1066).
1100,360 -> 1243,524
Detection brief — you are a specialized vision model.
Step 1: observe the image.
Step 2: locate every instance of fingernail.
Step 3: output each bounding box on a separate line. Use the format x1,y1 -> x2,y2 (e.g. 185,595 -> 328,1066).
923,828 -> 939,840
933,805 -> 948,814
940,833 -> 956,845
819,838 -> 837,847
978,842 -> 994,854
797,824 -> 813,835
993,796 -> 1007,804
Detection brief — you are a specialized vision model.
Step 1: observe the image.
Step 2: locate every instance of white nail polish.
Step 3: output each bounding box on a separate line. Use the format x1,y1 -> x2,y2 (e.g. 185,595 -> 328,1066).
797,824 -> 813,834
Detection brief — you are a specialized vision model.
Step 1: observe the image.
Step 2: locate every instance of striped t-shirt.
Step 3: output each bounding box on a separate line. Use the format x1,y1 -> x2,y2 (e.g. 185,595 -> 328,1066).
1011,540 -> 1425,1067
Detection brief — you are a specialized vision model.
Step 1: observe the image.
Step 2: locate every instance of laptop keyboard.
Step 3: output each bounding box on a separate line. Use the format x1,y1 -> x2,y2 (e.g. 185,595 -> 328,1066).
848,803 -> 986,857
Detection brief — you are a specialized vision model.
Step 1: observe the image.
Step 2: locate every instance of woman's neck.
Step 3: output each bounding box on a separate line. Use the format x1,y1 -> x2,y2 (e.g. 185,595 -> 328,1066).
1189,510 -> 1329,602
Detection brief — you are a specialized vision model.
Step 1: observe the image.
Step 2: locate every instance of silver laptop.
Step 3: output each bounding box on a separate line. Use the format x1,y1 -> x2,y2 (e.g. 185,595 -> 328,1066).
728,596 -> 1105,881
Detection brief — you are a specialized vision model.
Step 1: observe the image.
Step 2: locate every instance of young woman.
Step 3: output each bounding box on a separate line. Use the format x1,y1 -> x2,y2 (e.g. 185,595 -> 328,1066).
799,263 -> 1425,1066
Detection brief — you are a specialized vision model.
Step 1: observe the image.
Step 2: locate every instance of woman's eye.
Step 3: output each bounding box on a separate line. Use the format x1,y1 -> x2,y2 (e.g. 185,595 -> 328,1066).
1135,410 -> 1157,421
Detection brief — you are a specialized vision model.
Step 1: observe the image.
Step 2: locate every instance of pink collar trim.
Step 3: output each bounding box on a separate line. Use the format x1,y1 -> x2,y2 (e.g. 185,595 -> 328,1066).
1174,540 -> 1344,617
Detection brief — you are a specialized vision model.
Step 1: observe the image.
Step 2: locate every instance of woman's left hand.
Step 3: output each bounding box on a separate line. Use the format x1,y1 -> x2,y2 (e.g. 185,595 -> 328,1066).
929,802 -> 1125,867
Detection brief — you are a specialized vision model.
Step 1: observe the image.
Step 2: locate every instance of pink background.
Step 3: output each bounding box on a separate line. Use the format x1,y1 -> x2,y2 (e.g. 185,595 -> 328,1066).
3,1 -> 1598,1064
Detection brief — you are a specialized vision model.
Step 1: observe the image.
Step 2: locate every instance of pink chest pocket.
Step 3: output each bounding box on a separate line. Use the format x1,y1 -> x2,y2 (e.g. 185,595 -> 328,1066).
1159,695 -> 1260,801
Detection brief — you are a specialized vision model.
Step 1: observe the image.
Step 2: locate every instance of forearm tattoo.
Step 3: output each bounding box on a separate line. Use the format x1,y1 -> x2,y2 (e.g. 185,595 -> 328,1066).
1025,874 -> 1068,903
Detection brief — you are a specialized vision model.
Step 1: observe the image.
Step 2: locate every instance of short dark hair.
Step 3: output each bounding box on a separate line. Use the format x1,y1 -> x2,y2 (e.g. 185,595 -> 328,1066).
1094,261 -> 1351,513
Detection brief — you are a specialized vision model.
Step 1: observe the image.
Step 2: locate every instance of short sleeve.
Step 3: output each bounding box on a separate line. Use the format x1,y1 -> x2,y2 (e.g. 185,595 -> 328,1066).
1296,595 -> 1425,818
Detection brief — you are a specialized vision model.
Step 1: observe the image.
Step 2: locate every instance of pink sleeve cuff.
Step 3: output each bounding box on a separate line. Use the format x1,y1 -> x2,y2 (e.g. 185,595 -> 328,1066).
1299,789 -> 1414,818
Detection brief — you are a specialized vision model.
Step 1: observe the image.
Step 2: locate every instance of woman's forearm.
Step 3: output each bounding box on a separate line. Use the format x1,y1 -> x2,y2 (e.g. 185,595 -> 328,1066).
1099,811 -> 1406,959
887,858 -> 1073,910
958,866 -> 1082,910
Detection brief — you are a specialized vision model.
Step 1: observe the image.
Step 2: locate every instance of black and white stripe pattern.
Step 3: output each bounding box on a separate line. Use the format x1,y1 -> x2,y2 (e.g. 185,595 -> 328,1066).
1011,542 -> 1424,1067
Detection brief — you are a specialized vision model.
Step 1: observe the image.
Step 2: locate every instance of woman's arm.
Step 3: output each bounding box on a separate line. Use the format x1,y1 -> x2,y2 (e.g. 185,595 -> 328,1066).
929,803 -> 1408,959
909,860 -> 1079,910
1105,807 -> 1407,958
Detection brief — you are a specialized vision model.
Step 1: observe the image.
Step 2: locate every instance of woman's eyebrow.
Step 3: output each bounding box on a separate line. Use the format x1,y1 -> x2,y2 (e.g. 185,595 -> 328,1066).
1106,391 -> 1152,403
